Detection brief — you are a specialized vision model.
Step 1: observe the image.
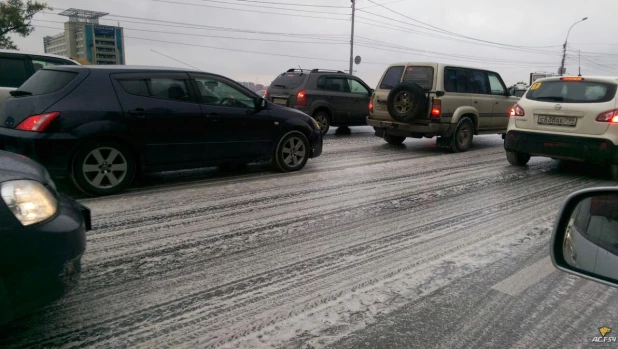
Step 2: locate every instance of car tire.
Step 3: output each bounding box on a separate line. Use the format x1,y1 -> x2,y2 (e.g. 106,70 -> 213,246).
506,151 -> 531,166
312,111 -> 330,135
273,131 -> 310,172
71,140 -> 137,196
384,134 -> 406,145
448,117 -> 474,153
386,82 -> 428,122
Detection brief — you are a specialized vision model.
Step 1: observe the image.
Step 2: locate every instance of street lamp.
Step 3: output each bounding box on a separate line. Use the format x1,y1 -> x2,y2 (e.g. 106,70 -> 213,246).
560,17 -> 588,76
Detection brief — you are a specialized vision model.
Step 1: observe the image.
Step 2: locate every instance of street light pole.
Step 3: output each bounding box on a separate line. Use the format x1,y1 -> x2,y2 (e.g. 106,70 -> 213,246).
349,0 -> 356,76
560,17 -> 587,76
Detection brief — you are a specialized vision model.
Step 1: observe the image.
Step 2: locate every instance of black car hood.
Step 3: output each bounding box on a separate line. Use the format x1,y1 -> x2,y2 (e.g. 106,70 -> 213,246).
268,102 -> 311,120
0,150 -> 50,185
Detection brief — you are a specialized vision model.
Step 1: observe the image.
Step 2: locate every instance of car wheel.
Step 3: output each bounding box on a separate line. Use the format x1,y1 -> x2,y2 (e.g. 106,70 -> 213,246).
386,82 -> 428,122
449,117 -> 474,153
384,134 -> 406,145
506,151 -> 531,166
71,140 -> 136,196
313,111 -> 330,135
273,131 -> 310,172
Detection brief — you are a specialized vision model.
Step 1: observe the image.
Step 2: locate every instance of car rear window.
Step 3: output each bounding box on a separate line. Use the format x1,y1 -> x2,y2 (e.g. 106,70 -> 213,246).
19,69 -> 78,95
525,80 -> 618,103
379,66 -> 404,89
270,73 -> 307,90
402,66 -> 434,90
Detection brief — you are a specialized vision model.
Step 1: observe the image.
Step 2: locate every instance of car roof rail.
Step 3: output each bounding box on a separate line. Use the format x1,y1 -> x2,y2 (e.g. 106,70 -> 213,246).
286,68 -> 308,73
310,69 -> 346,74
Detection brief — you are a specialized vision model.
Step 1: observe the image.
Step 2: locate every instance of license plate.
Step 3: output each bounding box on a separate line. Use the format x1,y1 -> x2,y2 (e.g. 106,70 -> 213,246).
273,98 -> 288,106
375,103 -> 387,111
538,115 -> 577,126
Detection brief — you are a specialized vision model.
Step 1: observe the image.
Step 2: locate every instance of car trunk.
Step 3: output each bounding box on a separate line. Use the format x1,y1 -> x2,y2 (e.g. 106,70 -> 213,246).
267,72 -> 308,107
371,63 -> 437,122
515,79 -> 618,136
0,68 -> 86,129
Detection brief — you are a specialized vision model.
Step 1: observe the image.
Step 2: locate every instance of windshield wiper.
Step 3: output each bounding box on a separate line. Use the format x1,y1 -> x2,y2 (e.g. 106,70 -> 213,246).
534,96 -> 564,102
274,84 -> 286,88
9,90 -> 32,97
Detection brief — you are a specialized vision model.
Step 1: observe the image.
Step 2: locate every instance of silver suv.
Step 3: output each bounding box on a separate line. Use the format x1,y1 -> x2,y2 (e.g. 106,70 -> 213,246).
0,50 -> 79,108
368,62 -> 519,152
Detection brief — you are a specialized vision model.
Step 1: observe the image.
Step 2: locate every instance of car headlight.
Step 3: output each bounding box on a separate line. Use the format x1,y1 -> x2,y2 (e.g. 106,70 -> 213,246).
310,117 -> 320,130
1,180 -> 58,226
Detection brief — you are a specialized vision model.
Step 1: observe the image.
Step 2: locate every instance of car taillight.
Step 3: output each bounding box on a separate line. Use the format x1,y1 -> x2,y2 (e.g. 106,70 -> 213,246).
15,112 -> 60,132
596,109 -> 618,123
430,99 -> 441,118
369,92 -> 374,113
510,104 -> 525,117
296,90 -> 307,106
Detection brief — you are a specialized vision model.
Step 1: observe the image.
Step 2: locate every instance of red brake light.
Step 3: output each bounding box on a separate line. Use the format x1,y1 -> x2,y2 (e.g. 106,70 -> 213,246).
264,90 -> 268,97
15,112 -> 60,132
430,99 -> 441,118
296,90 -> 307,106
560,77 -> 584,81
596,109 -> 618,123
510,104 -> 525,117
369,92 -> 374,113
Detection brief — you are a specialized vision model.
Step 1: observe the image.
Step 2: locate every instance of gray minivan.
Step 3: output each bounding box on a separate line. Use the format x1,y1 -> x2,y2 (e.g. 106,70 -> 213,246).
0,50 -> 79,108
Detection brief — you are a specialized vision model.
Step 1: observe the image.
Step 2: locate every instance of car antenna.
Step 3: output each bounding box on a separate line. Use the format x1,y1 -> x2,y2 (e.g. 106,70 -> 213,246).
151,49 -> 201,71
298,65 -> 304,76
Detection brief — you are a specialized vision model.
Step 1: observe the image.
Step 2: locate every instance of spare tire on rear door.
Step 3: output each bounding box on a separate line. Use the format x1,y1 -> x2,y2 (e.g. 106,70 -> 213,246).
387,82 -> 428,122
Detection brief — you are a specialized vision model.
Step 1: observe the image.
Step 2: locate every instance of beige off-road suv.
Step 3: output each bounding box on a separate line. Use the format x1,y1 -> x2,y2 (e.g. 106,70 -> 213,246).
367,62 -> 519,152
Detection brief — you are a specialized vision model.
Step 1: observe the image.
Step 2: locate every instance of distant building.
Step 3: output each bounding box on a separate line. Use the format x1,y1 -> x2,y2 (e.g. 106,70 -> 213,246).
255,84 -> 265,91
43,8 -> 125,65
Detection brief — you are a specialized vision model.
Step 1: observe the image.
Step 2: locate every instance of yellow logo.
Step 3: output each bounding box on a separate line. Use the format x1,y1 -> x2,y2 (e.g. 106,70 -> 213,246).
600,327 -> 612,337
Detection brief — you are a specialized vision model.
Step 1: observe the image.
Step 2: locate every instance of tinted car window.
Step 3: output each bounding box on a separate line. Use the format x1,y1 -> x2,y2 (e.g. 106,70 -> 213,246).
525,81 -> 618,103
470,71 -> 489,94
149,78 -> 190,102
271,72 -> 306,90
380,66 -> 404,89
348,79 -> 369,94
444,68 -> 469,93
0,57 -> 29,88
402,66 -> 434,90
323,77 -> 349,92
487,73 -> 506,95
194,77 -> 255,108
117,79 -> 149,97
31,58 -> 74,72
18,69 -> 77,95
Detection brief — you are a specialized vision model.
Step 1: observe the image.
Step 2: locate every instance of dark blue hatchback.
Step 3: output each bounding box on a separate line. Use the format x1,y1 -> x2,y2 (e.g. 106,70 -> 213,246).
0,66 -> 323,196
0,150 -> 90,326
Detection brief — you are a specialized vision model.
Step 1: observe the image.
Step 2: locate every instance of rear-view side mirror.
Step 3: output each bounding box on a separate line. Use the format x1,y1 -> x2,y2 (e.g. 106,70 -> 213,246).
551,187 -> 618,288
369,89 -> 375,95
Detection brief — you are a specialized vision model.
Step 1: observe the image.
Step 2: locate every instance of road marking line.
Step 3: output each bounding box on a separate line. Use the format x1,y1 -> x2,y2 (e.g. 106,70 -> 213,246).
491,256 -> 556,296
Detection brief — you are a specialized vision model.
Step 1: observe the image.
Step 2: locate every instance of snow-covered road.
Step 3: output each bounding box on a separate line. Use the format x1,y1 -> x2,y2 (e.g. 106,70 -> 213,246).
2,127 -> 617,348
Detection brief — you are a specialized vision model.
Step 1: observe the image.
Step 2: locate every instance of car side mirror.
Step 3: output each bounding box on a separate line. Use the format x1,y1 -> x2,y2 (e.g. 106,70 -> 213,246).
254,97 -> 267,110
550,187 -> 618,288
435,91 -> 445,97
369,89 -> 375,95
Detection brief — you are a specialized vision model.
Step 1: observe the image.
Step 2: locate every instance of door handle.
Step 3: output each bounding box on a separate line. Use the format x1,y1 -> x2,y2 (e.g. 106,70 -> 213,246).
353,98 -> 360,102
473,100 -> 478,104
128,108 -> 146,118
327,96 -> 335,100
205,113 -> 219,121
495,101 -> 499,104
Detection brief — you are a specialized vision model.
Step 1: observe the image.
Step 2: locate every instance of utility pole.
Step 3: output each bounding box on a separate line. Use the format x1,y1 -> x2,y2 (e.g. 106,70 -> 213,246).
578,50 -> 581,76
559,17 -> 587,76
349,0 -> 356,76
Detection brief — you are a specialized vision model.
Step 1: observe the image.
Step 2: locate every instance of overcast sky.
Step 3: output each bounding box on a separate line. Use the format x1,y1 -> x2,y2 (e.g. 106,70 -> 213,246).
10,0 -> 618,87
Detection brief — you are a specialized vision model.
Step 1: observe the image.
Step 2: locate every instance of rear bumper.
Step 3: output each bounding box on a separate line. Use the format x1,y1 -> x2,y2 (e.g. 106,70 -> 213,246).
0,194 -> 89,324
367,116 -> 451,138
0,127 -> 78,177
504,130 -> 618,164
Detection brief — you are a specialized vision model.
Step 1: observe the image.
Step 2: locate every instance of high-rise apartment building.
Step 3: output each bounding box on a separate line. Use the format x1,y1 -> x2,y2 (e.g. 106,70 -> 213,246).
43,9 -> 125,65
